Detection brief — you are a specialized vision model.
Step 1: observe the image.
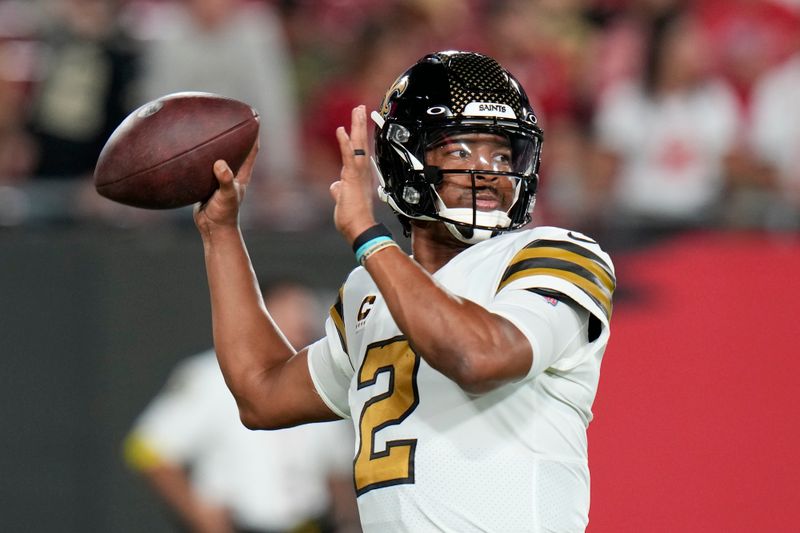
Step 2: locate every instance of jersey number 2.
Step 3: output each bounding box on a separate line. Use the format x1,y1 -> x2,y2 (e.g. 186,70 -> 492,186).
354,336 -> 420,495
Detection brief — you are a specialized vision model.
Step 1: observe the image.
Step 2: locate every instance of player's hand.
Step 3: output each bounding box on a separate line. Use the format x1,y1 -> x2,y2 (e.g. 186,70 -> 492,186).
330,105 -> 378,244
193,140 -> 259,237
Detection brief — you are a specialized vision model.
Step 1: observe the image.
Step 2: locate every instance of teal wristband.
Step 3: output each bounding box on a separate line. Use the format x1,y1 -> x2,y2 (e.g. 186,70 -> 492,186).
355,236 -> 394,264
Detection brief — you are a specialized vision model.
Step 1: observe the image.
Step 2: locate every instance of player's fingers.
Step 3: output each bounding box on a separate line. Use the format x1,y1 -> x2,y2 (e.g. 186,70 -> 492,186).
237,140 -> 259,181
212,159 -> 243,205
336,126 -> 354,170
214,159 -> 234,185
349,105 -> 368,158
195,160 -> 243,228
337,108 -> 369,179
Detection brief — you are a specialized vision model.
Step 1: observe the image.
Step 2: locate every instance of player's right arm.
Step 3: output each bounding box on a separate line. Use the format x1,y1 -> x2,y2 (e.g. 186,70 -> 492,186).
194,145 -> 339,429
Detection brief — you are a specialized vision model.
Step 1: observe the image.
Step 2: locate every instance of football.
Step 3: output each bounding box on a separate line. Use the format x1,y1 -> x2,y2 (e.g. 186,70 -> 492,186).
94,92 -> 259,209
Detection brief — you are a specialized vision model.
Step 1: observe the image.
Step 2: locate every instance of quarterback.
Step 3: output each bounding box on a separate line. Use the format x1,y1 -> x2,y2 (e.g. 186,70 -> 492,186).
194,51 -> 615,532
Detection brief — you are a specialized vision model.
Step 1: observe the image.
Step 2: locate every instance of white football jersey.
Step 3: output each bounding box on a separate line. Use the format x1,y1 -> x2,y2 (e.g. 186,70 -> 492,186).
308,226 -> 615,532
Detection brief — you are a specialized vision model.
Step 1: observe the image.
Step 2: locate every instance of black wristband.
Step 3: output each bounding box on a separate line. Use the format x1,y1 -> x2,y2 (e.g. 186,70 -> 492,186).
351,223 -> 392,253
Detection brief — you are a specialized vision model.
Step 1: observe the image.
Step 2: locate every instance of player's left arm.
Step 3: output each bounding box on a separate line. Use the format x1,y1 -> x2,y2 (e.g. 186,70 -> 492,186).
363,252 -> 534,394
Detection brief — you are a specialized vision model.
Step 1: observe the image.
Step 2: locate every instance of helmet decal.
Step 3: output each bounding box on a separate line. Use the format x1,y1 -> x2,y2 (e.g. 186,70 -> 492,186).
462,102 -> 516,119
379,75 -> 409,118
446,53 -> 522,115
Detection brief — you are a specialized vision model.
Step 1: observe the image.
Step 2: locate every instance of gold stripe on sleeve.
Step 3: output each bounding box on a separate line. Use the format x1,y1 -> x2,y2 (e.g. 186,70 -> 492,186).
498,239 -> 616,320
506,247 -> 615,294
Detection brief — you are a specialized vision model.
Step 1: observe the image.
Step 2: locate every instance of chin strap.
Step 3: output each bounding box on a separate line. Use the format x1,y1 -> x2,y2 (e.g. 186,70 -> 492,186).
436,202 -> 512,244
444,223 -> 495,244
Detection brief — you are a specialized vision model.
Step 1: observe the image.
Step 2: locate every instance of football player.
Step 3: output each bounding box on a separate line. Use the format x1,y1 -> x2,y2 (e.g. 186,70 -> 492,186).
194,51 -> 615,532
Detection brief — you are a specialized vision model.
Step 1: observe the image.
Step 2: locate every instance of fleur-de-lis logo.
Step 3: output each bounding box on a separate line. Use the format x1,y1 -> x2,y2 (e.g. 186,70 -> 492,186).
379,75 -> 409,117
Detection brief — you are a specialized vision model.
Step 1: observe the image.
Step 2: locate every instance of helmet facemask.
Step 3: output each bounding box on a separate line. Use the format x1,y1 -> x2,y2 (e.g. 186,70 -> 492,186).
373,113 -> 542,243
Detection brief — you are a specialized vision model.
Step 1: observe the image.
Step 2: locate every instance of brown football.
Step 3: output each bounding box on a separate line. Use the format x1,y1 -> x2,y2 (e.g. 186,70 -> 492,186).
94,92 -> 259,209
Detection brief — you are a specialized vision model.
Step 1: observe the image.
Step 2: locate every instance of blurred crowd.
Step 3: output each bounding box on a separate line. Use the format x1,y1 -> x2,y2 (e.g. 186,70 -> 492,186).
1,0 -> 799,247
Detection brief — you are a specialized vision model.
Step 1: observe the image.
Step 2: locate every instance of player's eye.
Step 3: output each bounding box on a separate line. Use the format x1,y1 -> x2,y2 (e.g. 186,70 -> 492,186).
442,146 -> 471,160
494,151 -> 511,163
493,151 -> 512,169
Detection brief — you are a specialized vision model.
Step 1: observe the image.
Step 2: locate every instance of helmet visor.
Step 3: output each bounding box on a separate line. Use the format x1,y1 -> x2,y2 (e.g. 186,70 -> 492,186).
424,126 -> 540,178
423,127 -> 538,219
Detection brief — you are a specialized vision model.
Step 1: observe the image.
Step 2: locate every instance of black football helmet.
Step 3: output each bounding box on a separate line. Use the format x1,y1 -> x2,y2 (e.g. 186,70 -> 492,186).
372,50 -> 543,243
